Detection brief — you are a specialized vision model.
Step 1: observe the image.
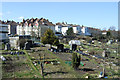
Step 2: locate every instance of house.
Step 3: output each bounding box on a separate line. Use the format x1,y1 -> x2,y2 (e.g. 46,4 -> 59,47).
88,27 -> 102,36
72,25 -> 82,35
16,18 -> 55,38
102,30 -> 107,35
55,23 -> 82,35
0,23 -> 9,44
80,26 -> 91,36
7,20 -> 17,36
55,22 -> 71,35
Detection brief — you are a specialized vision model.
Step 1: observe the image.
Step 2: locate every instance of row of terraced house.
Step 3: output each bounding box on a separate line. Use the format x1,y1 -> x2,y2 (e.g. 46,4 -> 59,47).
1,18 -> 108,39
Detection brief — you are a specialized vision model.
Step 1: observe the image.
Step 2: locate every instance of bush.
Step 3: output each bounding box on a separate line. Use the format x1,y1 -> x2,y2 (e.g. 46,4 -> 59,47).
72,53 -> 81,70
0,43 -> 5,50
89,50 -> 96,55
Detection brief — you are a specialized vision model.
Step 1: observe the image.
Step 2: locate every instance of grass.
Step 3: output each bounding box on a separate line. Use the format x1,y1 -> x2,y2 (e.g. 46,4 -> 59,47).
23,50 -> 43,78
45,50 -> 82,78
63,44 -> 70,48
14,71 -> 35,78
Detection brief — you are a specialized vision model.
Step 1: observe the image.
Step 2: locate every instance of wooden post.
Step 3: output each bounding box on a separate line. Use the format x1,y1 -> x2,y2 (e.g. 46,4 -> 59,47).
40,62 -> 44,78
39,54 -> 44,78
102,50 -> 105,78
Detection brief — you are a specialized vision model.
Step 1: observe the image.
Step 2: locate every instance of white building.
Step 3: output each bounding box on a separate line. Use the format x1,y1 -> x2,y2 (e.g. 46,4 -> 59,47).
72,25 -> 82,34
16,18 -> 55,37
102,30 -> 107,35
61,26 -> 70,35
0,23 -> 9,43
55,25 -> 62,33
55,23 -> 82,35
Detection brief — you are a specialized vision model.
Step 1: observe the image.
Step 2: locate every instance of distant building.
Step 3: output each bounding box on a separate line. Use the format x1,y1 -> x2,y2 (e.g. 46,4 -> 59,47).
72,25 -> 82,35
102,30 -> 107,35
0,23 -> 9,43
55,22 -> 71,35
76,25 -> 91,36
7,21 -> 17,36
16,18 -> 55,37
55,22 -> 82,35
88,27 -> 102,36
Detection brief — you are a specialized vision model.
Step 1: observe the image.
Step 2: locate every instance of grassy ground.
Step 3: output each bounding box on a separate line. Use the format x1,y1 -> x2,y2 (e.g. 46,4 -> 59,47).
2,50 -> 42,78
27,47 -> 80,78
1,39 -> 119,78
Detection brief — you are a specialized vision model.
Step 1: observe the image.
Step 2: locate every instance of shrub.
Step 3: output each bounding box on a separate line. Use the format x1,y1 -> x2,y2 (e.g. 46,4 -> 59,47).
72,53 -> 81,70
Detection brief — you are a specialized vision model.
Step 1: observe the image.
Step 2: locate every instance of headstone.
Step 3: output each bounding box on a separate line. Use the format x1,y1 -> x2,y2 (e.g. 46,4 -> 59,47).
51,48 -> 53,52
57,44 -> 64,52
4,45 -> 7,50
24,42 -> 30,50
102,50 -> 105,57
0,56 -> 6,61
102,50 -> 108,58
70,44 -> 77,51
69,40 -> 81,46
107,40 -> 113,45
4,43 -> 11,50
70,44 -> 72,50
18,46 -> 20,50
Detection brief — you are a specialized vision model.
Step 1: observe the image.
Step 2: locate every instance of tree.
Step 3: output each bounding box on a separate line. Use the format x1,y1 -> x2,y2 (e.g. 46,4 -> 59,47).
106,31 -> 111,40
72,53 -> 81,70
31,30 -> 37,40
17,39 -> 27,49
106,31 -> 111,36
66,27 -> 74,36
109,26 -> 116,31
41,29 -> 59,48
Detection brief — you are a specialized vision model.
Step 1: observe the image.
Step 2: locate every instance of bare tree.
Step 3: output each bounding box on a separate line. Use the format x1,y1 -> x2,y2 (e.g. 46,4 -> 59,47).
109,26 -> 116,31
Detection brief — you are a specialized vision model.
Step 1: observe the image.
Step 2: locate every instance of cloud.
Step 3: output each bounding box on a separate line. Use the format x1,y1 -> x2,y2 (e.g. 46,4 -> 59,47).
18,16 -> 24,19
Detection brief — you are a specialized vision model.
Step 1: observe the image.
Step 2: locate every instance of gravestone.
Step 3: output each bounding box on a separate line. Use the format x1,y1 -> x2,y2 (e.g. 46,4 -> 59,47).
18,46 -> 20,50
57,44 -> 64,52
70,44 -> 77,51
107,40 -> 113,45
4,45 -> 7,50
24,42 -> 30,50
4,43 -> 11,50
102,51 -> 105,58
102,50 -> 108,58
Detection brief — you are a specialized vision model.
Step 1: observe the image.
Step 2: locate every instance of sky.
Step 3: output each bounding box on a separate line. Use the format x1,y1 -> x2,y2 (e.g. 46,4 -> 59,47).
1,2 -> 118,30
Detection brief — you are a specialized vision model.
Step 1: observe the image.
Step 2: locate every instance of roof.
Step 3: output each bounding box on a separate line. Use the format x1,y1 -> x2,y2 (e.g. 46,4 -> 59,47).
0,23 -> 8,27
56,22 -> 69,26
72,25 -> 79,27
18,18 -> 55,26
102,30 -> 107,32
